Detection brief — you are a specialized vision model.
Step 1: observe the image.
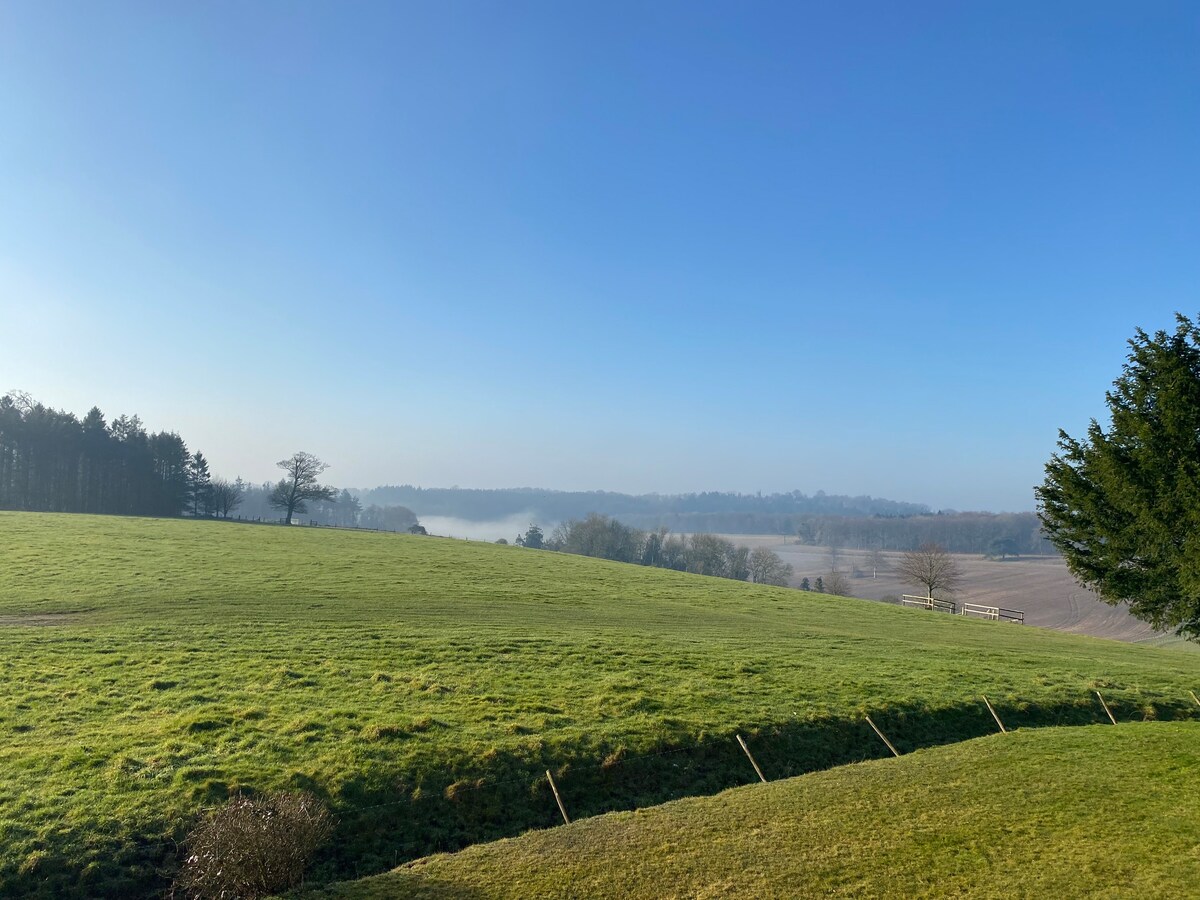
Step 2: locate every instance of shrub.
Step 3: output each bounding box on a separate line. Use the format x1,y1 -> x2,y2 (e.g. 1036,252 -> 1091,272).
173,791 -> 334,899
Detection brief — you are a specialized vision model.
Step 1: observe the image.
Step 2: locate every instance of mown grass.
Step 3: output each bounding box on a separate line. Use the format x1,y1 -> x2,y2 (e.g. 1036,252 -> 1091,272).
315,721 -> 1200,899
1,511 -> 1198,897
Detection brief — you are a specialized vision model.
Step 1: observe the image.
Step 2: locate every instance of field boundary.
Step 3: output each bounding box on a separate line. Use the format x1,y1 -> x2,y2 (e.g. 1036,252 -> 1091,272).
14,687 -> 1200,897
233,689 -> 1200,888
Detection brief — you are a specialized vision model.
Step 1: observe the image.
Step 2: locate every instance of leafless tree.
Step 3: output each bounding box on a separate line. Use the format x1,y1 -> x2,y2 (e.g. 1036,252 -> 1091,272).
209,478 -> 243,519
748,547 -> 793,586
826,542 -> 842,571
867,547 -> 887,578
4,390 -> 35,413
898,542 -> 962,599
824,569 -> 852,596
269,452 -> 336,524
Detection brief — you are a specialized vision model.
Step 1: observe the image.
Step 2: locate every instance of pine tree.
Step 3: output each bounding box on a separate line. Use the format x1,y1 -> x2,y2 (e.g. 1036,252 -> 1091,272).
151,433 -> 191,516
188,451 -> 212,517
1036,313 -> 1200,639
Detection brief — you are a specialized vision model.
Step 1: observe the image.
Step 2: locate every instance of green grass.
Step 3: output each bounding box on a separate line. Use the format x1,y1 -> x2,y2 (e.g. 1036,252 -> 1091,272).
315,721 -> 1200,899
1,511 -> 1198,897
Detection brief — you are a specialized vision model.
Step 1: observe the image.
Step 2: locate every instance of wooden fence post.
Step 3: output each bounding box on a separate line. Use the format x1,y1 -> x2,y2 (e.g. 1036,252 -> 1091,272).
865,715 -> 900,757
546,769 -> 570,825
982,695 -> 1007,733
736,734 -> 767,783
1189,690 -> 1200,709
1095,691 -> 1118,725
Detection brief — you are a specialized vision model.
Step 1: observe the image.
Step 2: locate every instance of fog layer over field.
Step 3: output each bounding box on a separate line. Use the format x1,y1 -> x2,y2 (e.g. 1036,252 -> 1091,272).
420,514 -> 550,542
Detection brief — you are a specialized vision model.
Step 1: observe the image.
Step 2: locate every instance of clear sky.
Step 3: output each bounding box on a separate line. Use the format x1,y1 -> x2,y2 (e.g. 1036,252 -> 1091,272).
1,1 -> 1196,511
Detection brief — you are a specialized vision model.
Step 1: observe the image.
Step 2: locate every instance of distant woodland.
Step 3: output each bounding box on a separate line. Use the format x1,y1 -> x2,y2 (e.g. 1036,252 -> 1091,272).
0,395 -> 416,529
2,394 -> 1047,556
358,485 -> 931,522
0,393 -> 211,517
788,512 -> 1052,556
360,485 -> 1051,556
538,515 -> 793,585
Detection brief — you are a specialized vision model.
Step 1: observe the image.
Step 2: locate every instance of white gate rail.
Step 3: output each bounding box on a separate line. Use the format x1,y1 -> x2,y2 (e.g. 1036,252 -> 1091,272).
960,602 -> 1024,624
900,594 -> 957,614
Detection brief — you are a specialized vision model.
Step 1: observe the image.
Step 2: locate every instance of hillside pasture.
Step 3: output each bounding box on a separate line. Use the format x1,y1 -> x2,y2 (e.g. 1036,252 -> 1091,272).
0,512 -> 1197,896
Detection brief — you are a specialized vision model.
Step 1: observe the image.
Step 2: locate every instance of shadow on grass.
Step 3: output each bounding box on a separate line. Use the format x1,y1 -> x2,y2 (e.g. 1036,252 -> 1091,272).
305,694 -> 1197,891
7,694 -> 1196,898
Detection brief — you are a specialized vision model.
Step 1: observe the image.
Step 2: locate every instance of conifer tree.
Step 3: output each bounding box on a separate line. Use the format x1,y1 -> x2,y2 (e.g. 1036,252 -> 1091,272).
188,451 -> 212,517
1036,313 -> 1200,639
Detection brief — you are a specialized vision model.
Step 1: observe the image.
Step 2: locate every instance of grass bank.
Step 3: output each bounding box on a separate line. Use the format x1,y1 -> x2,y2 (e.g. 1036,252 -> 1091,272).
314,722 -> 1200,899
0,512 -> 1197,896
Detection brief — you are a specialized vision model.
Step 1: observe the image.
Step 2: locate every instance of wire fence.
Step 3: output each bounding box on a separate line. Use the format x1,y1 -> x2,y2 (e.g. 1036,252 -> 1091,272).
107,683 -> 1200,891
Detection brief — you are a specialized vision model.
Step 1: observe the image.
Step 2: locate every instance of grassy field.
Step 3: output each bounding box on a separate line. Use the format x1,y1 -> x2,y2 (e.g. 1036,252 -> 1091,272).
1,512 -> 1199,897
315,721 -> 1200,899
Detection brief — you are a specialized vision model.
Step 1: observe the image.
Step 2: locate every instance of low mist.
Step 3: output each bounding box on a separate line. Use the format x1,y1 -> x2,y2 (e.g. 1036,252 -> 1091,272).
420,513 -> 552,543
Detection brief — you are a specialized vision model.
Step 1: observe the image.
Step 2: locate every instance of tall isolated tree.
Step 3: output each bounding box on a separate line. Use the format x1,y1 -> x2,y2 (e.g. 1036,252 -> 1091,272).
270,452 -> 336,525
1036,314 -> 1200,639
898,543 -> 962,599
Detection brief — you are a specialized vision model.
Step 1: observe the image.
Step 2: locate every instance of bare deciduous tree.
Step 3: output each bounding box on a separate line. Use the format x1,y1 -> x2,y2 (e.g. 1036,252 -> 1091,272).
824,569 -> 851,596
826,543 -> 842,571
209,477 -> 244,519
898,542 -> 962,599
270,452 -> 336,525
748,547 -> 793,586
867,547 -> 887,578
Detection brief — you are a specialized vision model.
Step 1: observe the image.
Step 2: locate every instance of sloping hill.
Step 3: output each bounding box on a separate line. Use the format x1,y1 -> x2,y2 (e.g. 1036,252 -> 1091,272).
314,722 -> 1200,899
1,512 -> 1197,896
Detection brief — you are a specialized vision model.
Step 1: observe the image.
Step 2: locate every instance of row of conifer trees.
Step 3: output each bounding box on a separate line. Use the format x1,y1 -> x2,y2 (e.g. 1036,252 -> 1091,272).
0,392 -> 215,517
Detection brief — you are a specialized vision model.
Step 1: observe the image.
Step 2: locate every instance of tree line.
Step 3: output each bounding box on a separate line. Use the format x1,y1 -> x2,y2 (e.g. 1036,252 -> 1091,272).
357,485 -> 931,522
790,511 -> 1053,556
355,485 -> 1052,554
234,481 -> 418,532
0,392 -> 227,517
0,395 -> 418,530
511,514 -> 793,586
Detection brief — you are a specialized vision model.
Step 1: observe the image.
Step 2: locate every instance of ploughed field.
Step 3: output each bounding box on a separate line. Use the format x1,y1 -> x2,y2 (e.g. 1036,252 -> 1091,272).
319,722 -> 1200,899
1,512 -> 1198,897
727,536 -> 1168,643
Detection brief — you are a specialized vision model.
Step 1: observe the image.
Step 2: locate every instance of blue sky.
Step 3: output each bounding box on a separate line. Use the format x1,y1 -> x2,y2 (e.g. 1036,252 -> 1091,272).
1,1 -> 1196,511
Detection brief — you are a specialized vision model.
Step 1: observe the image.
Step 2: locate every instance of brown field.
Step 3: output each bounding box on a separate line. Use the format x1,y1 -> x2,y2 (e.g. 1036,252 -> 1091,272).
720,536 -> 1184,646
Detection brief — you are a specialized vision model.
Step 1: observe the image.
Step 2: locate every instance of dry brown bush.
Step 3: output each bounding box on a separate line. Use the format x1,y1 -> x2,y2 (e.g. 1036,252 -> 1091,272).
173,791 -> 334,899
